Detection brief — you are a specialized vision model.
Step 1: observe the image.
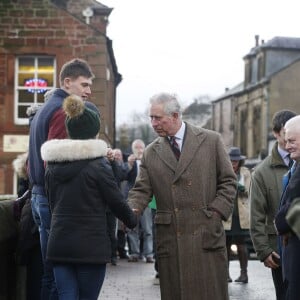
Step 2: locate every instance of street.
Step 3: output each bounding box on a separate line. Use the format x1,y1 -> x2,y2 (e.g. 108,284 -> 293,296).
99,259 -> 276,300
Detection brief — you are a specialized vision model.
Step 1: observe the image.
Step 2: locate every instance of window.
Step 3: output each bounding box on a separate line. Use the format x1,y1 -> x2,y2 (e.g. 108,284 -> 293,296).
240,109 -> 248,152
244,60 -> 252,86
253,106 -> 262,156
14,56 -> 56,124
257,55 -> 265,81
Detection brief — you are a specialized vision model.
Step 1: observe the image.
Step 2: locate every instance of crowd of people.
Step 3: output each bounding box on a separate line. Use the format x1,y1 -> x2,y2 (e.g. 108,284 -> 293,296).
4,57 -> 300,300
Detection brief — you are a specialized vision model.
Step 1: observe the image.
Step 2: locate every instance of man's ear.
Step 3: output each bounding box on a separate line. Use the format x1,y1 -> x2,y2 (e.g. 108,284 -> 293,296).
63,77 -> 71,89
272,130 -> 279,140
172,112 -> 179,120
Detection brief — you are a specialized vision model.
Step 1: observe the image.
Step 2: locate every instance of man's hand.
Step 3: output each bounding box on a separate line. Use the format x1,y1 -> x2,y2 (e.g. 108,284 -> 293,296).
127,154 -> 136,168
264,252 -> 280,269
107,148 -> 114,161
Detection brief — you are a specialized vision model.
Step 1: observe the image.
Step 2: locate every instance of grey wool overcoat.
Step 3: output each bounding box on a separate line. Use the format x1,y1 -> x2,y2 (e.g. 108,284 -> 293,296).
128,123 -> 236,300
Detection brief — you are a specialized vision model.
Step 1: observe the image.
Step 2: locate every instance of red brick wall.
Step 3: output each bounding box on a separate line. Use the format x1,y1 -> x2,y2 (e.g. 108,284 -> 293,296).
0,0 -> 117,193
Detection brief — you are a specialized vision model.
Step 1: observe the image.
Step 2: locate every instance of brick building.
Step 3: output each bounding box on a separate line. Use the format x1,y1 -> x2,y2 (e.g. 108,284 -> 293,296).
0,0 -> 121,194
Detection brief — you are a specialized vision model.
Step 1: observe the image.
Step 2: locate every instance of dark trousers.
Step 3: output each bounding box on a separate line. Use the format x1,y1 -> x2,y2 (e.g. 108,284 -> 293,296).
106,211 -> 117,259
0,238 -> 17,300
26,245 -> 43,300
117,229 -> 128,258
271,266 -> 286,300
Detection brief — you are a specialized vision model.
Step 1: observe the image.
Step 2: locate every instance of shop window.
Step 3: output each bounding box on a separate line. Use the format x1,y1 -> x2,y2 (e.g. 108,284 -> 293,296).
14,56 -> 56,124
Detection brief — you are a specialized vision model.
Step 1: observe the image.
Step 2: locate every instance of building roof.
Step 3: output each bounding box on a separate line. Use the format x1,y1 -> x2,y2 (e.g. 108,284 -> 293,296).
212,82 -> 244,103
52,0 -> 112,15
245,36 -> 300,58
214,36 -> 300,103
262,36 -> 300,49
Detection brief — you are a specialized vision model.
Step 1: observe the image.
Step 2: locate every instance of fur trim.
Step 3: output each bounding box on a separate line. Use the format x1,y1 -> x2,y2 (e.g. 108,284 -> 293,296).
12,152 -> 28,179
41,139 -> 108,162
63,95 -> 84,118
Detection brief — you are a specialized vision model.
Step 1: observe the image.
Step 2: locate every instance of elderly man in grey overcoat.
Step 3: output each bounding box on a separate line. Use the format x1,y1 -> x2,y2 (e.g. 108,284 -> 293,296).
128,92 -> 236,300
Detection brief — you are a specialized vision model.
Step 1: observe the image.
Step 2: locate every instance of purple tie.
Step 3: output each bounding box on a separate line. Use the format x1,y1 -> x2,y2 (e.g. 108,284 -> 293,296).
169,136 -> 180,160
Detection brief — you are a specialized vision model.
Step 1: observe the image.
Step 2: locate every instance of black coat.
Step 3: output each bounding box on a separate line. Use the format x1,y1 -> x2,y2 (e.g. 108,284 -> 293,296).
275,164 -> 300,299
42,139 -> 137,264
124,161 -> 138,199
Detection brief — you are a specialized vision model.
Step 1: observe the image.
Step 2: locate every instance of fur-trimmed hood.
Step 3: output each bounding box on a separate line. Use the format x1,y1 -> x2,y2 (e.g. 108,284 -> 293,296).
42,139 -> 109,184
41,139 -> 108,162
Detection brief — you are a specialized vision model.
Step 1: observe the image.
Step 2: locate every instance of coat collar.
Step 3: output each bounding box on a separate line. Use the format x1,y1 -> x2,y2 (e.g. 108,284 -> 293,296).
270,141 -> 287,167
152,123 -> 207,182
41,139 -> 108,162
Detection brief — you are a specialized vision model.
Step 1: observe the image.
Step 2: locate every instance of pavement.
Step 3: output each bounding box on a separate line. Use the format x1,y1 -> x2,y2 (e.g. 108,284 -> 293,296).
98,258 -> 276,300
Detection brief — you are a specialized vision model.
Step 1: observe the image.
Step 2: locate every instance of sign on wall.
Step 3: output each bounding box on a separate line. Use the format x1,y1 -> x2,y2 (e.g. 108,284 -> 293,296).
3,135 -> 29,152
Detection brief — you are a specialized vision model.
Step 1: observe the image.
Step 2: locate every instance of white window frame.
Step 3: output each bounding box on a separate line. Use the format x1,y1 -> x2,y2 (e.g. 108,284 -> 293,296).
14,56 -> 56,125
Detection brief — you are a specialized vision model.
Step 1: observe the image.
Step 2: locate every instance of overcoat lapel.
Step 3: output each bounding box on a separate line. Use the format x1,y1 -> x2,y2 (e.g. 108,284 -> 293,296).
174,125 -> 207,182
153,137 -> 178,171
152,124 -> 207,182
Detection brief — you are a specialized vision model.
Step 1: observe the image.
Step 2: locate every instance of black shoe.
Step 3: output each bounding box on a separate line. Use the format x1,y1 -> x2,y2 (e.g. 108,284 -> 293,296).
235,273 -> 248,283
119,252 -> 129,259
111,257 -> 117,266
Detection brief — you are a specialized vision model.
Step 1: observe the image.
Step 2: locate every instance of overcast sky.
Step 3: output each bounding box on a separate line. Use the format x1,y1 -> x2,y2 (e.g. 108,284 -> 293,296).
98,0 -> 300,125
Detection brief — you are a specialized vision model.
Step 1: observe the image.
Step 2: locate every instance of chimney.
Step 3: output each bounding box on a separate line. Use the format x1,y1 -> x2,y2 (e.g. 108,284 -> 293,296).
255,35 -> 259,47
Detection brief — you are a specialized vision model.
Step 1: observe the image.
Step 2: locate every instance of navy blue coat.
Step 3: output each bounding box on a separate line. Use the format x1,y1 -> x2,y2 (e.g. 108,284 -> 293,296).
275,164 -> 300,299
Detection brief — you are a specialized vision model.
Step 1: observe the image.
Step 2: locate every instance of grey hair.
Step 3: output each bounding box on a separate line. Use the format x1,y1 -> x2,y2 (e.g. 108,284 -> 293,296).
12,152 -> 28,179
149,92 -> 182,116
44,88 -> 58,102
26,88 -> 57,118
26,103 -> 43,117
132,139 -> 145,150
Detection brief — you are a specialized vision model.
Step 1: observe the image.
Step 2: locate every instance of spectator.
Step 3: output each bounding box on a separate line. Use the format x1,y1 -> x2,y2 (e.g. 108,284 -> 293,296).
12,152 -> 43,300
224,147 -> 251,283
11,102 -> 45,299
112,148 -> 131,259
41,95 -> 137,299
126,139 -> 154,263
106,148 -> 129,265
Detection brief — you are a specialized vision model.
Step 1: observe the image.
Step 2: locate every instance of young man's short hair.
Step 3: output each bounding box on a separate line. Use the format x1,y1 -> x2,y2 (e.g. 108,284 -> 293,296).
272,110 -> 297,133
59,58 -> 94,85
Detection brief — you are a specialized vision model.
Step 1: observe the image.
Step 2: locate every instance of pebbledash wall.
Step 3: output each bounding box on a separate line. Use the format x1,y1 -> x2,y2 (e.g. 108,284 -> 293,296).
0,0 -> 121,194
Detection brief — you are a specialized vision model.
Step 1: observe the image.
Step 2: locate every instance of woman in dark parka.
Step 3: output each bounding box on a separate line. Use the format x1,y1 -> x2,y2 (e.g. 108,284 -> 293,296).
41,95 -> 137,300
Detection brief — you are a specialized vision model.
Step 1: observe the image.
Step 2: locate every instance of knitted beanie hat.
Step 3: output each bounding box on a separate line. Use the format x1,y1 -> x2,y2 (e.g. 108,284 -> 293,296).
63,95 -> 100,139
